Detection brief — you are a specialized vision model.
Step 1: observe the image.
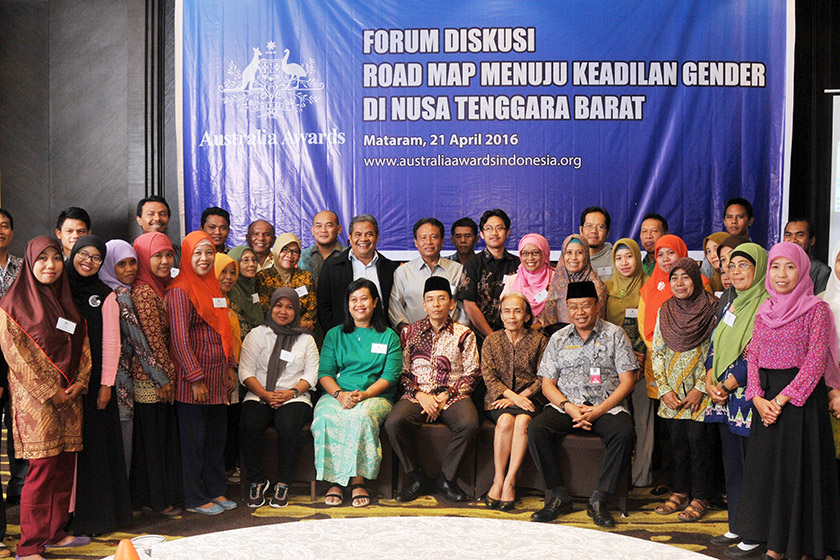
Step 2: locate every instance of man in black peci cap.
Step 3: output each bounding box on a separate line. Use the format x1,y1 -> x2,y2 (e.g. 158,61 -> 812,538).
385,276 -> 480,503
527,281 -> 638,527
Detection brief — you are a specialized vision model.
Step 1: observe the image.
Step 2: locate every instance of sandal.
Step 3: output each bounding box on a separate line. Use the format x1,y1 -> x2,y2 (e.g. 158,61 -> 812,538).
678,498 -> 709,522
324,485 -> 344,507
654,492 -> 689,515
349,483 -> 371,508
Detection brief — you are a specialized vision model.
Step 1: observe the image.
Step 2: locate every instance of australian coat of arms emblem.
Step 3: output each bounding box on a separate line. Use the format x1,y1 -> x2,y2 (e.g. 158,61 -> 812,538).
220,42 -> 324,119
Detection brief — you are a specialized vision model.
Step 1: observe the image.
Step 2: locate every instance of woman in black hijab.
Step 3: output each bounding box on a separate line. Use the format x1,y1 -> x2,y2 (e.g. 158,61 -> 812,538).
67,235 -> 132,536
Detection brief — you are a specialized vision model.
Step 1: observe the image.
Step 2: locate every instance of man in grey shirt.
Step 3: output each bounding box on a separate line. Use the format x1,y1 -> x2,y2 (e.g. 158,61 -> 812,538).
528,281 -> 637,528
784,219 -> 830,294
580,206 -> 614,281
389,218 -> 467,333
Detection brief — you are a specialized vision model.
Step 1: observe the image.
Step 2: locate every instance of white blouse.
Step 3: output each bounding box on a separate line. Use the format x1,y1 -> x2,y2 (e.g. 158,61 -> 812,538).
238,325 -> 320,406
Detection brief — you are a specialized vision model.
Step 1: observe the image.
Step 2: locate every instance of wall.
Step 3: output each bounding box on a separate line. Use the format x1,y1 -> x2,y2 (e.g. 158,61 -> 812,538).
0,0 -> 157,255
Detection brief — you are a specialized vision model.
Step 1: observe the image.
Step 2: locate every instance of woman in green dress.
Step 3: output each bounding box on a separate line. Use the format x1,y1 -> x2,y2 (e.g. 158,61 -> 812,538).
311,278 -> 401,507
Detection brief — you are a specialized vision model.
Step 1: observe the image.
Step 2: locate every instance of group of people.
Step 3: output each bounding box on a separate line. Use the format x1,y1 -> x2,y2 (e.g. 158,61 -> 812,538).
0,195 -> 838,560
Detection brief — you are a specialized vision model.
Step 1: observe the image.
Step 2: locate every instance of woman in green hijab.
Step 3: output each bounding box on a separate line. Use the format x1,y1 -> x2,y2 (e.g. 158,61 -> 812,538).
228,245 -> 265,340
605,238 -> 651,487
703,243 -> 767,552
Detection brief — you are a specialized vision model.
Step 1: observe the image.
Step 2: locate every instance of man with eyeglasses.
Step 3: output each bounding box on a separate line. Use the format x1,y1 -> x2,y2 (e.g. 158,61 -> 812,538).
454,209 -> 520,346
580,206 -> 613,281
317,214 -> 399,331
389,218 -> 468,334
528,281 -> 637,527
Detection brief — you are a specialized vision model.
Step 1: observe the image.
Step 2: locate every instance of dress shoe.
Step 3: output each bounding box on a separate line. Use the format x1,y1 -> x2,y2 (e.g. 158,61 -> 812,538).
723,544 -> 764,559
497,500 -> 515,512
436,478 -> 467,502
482,493 -> 500,509
396,480 -> 426,502
530,496 -> 574,522
710,534 -> 742,546
587,500 -> 615,527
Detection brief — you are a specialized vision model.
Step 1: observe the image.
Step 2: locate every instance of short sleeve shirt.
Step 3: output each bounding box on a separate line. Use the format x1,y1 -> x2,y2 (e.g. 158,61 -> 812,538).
538,319 -> 638,415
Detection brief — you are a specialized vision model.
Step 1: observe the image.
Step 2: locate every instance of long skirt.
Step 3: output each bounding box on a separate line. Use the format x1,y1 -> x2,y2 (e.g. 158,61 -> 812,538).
311,395 -> 392,486
734,368 -> 840,559
73,386 -> 132,535
130,402 -> 183,511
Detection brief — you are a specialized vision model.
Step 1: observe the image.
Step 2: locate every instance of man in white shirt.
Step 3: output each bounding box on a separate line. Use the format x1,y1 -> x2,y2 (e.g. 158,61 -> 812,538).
389,218 -> 467,333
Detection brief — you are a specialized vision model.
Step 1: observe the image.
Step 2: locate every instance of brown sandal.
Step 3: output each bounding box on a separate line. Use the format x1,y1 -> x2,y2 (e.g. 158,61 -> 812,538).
678,498 -> 709,522
654,492 -> 689,515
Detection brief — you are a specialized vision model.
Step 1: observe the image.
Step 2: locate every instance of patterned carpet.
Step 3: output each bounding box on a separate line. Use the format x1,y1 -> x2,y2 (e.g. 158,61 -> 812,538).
0,422 -> 736,559
0,482 -> 733,559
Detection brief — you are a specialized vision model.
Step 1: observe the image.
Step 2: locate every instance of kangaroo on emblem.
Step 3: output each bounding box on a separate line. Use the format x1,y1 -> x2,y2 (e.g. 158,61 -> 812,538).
240,47 -> 262,90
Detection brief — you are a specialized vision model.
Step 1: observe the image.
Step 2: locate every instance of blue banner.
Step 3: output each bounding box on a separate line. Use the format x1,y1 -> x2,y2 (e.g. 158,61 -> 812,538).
180,0 -> 787,252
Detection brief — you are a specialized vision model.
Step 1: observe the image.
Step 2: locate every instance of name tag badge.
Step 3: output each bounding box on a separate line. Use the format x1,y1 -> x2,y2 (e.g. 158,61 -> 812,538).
565,344 -> 580,350
251,293 -> 260,304
371,343 -> 388,354
723,310 -> 737,327
56,317 -> 77,335
213,297 -> 227,308
295,286 -> 308,297
280,349 -> 295,363
170,267 -> 180,278
714,291 -> 724,298
534,289 -> 548,303
503,274 -> 514,285
590,367 -> 601,384
597,266 -> 613,277
625,308 -> 638,319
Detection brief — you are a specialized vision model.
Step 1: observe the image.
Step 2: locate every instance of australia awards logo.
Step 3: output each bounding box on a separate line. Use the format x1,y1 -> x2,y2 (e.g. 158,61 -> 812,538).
200,40 -> 343,148
220,41 -> 324,119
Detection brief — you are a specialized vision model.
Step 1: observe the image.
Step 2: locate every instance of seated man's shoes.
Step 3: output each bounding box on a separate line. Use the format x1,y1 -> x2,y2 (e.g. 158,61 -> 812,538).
530,496 -> 574,522
396,479 -> 425,502
436,477 -> 467,502
587,500 -> 615,527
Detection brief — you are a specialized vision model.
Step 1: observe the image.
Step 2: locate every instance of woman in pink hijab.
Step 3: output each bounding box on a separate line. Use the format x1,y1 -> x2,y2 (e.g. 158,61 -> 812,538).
732,242 -> 840,560
503,234 -> 554,330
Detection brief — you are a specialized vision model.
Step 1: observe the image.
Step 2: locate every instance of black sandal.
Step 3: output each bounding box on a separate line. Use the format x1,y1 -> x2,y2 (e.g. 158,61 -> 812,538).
324,485 -> 344,507
348,483 -> 370,508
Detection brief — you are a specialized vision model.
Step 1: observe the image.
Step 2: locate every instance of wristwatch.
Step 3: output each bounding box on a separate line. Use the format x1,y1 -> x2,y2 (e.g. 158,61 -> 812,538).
333,389 -> 341,398
292,388 -> 300,398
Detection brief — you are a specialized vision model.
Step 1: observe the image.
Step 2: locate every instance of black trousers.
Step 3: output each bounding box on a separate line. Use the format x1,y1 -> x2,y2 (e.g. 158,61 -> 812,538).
384,398 -> 479,481
239,400 -> 311,485
666,417 -> 714,500
527,406 -> 635,498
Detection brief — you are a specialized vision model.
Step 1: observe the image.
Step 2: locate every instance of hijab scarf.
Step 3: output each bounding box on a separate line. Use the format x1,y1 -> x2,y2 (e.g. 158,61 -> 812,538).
541,234 -> 606,325
215,253 -> 242,360
0,236 -> 86,384
702,232 -> 730,292
757,242 -> 840,388
510,233 -> 553,317
168,231 -> 234,359
67,235 -> 112,383
821,241 -> 840,343
264,287 -> 308,391
227,245 -> 265,329
640,234 -> 688,341
271,233 -> 303,281
133,232 -> 173,299
605,238 -> 648,326
711,243 -> 769,376
101,239 -> 137,290
658,258 -> 718,352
